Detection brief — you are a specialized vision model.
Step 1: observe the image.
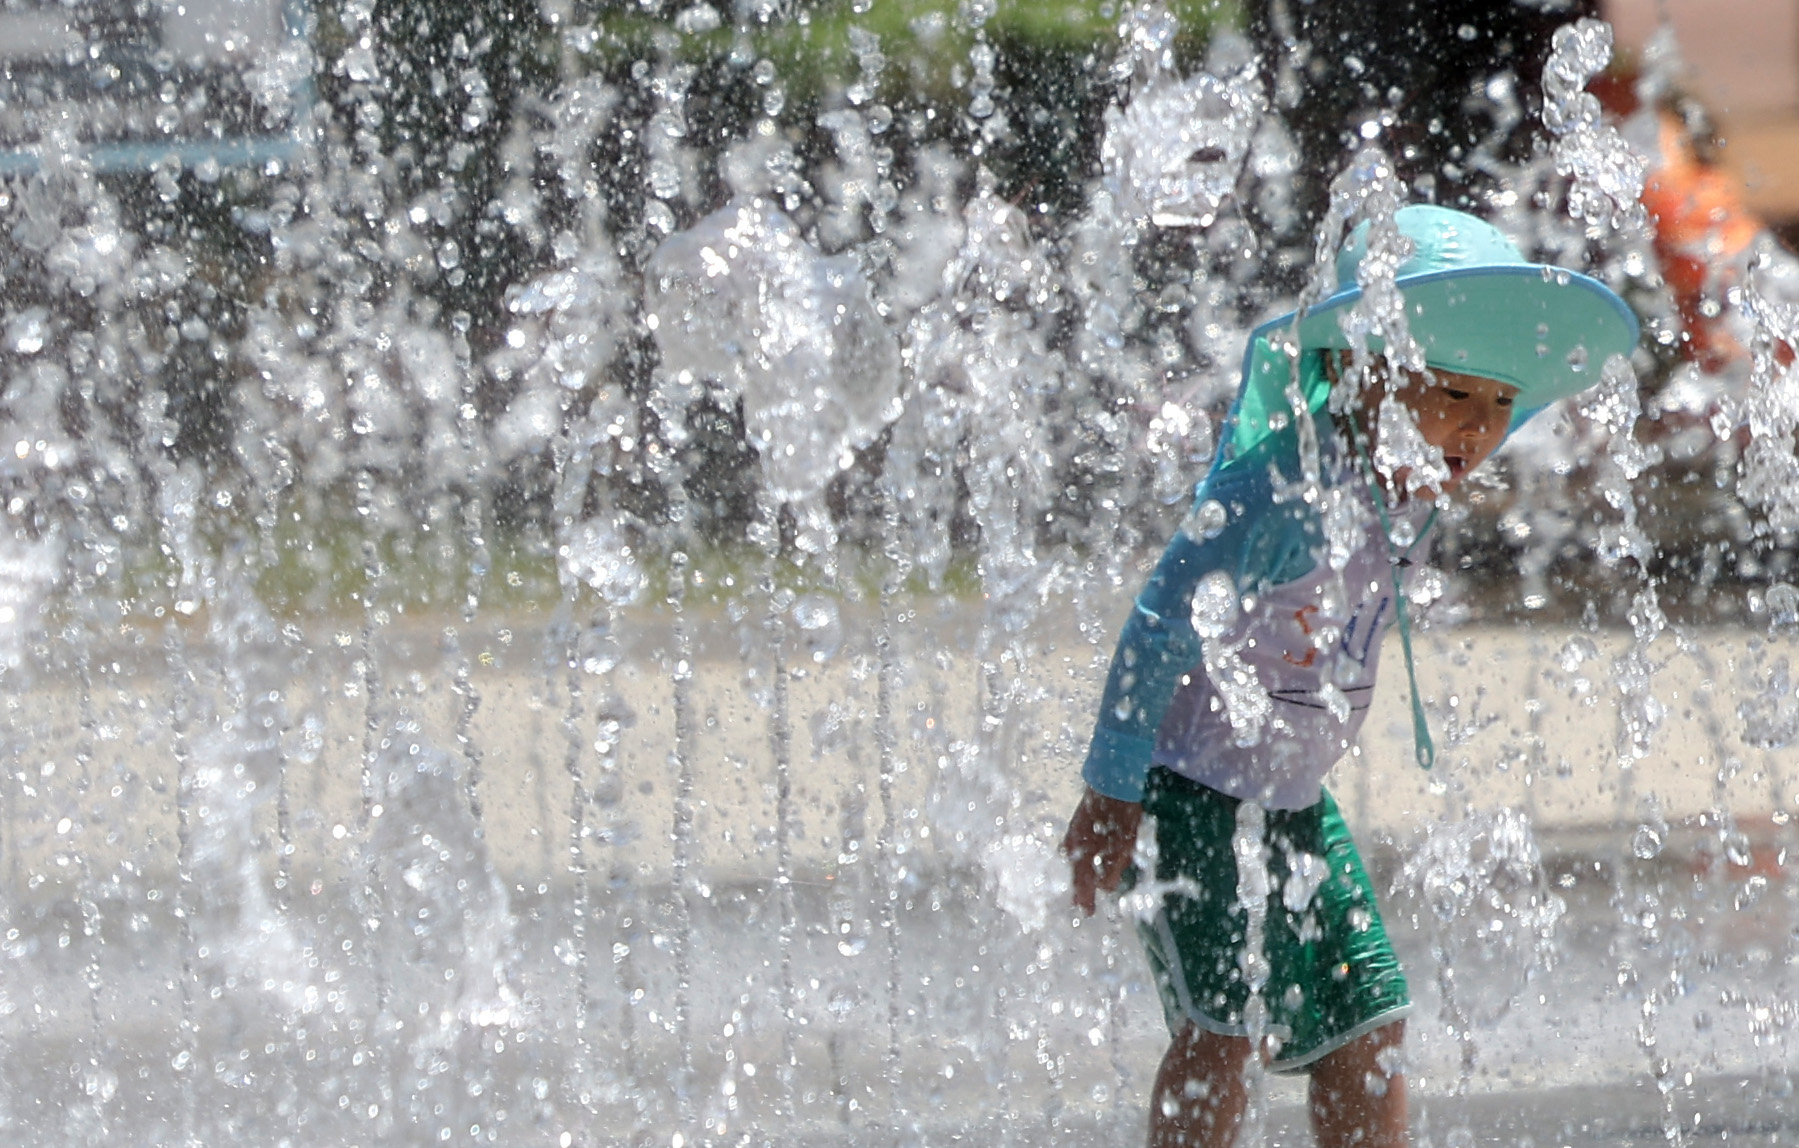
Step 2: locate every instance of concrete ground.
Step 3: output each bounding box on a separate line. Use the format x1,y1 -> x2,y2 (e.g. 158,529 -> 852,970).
3,590 -> 1799,1145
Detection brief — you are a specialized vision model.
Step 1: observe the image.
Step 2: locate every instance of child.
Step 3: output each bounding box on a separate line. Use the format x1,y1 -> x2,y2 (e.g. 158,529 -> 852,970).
1062,205 -> 1637,1148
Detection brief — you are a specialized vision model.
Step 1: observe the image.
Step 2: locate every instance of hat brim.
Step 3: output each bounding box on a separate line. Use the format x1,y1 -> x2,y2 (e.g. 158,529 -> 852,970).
1296,264 -> 1637,405
1244,266 -> 1640,413
1223,268 -> 1633,471
1228,264 -> 1639,462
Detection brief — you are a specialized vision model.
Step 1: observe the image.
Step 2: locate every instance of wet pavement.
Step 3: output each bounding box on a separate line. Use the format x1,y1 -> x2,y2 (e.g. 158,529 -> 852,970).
4,604 -> 1799,1145
6,848 -> 1798,1146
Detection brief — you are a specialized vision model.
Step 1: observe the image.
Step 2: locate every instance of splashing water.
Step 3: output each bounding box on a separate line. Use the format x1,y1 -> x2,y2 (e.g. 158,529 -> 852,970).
646,195 -> 902,507
1102,68 -> 1263,230
1543,19 -> 1650,236
1401,809 -> 1566,1030
1396,808 -> 1569,1109
5,3 -> 1799,1145
1191,570 -> 1274,746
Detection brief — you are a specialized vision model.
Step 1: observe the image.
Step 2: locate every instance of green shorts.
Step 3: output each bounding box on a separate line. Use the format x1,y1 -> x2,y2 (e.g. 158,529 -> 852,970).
1134,768 -> 1409,1072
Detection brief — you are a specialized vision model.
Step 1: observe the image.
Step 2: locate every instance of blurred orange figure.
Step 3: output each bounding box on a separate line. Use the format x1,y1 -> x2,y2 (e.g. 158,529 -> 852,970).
1593,70 -> 1789,369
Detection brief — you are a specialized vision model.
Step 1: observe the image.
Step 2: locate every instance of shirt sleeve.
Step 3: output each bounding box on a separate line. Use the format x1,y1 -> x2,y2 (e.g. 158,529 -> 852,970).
1080,457 -> 1318,802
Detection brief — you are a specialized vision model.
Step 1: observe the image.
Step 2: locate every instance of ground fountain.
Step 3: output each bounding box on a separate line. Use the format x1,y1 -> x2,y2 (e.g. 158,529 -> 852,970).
4,1 -> 1799,1145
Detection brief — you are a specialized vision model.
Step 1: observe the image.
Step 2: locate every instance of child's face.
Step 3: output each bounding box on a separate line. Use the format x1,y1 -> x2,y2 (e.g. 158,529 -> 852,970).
1383,367 -> 1517,493
1334,355 -> 1518,495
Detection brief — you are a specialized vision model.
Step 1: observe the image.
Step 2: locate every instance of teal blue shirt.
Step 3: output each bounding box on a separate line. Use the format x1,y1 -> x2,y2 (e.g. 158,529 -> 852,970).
1081,425 -> 1347,803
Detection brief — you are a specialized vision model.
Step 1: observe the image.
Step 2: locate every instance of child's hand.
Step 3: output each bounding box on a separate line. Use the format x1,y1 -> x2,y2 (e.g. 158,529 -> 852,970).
1061,787 -> 1143,916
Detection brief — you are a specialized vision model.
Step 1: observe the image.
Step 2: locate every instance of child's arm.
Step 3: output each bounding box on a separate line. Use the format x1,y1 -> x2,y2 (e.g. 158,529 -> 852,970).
1082,461 -> 1310,804
1061,531 -> 1235,918
1065,456 -> 1314,915
1080,555 -> 1209,803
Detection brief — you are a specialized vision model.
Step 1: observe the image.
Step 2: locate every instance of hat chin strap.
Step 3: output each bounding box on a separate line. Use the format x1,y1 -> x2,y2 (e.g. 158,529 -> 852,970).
1346,422 -> 1438,772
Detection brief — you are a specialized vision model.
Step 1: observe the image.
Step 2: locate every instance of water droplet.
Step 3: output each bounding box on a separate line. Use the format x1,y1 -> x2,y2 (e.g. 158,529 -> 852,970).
1182,499 -> 1228,541
1190,571 -> 1240,638
7,309 -> 48,354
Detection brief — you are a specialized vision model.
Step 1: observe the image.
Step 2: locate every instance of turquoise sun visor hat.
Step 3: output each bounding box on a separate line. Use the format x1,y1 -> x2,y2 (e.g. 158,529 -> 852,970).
1225,204 -> 1640,463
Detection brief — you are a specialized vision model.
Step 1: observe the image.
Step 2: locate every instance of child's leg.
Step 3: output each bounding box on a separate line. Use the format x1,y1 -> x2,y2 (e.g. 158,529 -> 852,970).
1307,1021 -> 1407,1148
1148,1022 -> 1251,1148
